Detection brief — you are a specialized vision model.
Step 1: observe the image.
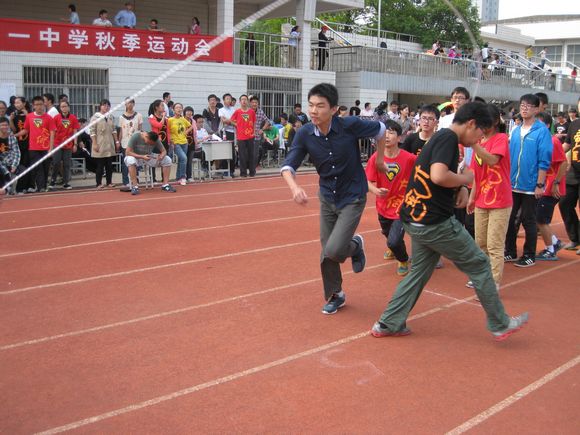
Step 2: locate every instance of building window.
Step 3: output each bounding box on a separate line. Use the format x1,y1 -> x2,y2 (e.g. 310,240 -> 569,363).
567,45 -> 580,68
23,66 -> 109,120
247,76 -> 301,121
533,45 -> 563,64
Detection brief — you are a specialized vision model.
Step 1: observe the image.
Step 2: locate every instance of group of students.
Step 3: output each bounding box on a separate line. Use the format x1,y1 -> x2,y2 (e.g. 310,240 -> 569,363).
281,82 -> 579,343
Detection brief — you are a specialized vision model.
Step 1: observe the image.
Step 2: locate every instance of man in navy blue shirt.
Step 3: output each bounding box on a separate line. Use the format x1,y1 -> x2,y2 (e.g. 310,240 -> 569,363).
281,83 -> 386,314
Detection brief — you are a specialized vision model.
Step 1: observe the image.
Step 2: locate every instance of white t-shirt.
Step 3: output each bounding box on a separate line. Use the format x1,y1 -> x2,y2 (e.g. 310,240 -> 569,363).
218,106 -> 236,133
360,109 -> 374,117
47,106 -> 59,118
437,112 -> 454,130
119,112 -> 143,149
481,47 -> 489,59
92,18 -> 112,27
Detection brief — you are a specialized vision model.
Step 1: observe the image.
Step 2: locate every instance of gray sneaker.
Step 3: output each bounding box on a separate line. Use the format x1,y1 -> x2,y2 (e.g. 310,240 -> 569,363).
370,322 -> 412,338
492,312 -> 529,341
322,292 -> 346,315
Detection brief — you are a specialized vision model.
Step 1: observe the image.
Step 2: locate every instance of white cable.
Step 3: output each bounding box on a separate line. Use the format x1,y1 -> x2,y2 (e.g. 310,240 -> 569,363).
2,0 -> 292,193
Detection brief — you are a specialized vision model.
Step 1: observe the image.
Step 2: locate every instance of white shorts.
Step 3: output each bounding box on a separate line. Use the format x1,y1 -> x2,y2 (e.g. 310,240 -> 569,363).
125,154 -> 172,168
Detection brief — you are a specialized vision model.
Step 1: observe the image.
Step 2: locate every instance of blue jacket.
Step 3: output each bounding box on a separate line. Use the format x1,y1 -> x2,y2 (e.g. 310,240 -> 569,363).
509,120 -> 553,193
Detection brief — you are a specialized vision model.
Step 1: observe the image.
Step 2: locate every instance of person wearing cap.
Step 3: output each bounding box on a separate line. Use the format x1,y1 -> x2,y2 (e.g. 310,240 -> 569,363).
317,25 -> 333,71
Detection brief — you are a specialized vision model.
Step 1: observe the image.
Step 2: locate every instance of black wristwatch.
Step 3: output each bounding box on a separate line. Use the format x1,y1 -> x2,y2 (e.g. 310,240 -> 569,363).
536,183 -> 545,189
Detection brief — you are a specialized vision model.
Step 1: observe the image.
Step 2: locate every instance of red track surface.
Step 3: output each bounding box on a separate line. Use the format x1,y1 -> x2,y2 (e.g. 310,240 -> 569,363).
1,174 -> 578,434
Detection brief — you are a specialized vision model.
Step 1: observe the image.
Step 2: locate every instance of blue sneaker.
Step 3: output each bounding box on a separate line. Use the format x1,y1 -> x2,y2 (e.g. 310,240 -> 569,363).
351,234 -> 366,273
536,249 -> 558,261
322,292 -> 346,315
131,186 -> 140,195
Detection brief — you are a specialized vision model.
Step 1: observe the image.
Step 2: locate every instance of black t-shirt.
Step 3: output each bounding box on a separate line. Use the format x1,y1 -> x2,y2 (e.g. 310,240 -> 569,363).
349,106 -> 361,116
555,121 -> 569,136
565,118 -> 580,183
401,132 -> 427,156
400,129 -> 459,225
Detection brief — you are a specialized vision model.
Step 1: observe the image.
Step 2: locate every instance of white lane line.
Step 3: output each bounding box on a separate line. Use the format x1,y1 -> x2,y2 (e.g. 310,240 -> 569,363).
0,198 -> 296,233
2,172 -> 318,204
446,355 -> 580,435
0,263 -> 390,351
4,257 -> 577,351
0,228 -> 381,296
0,213 -> 319,259
0,183 -> 318,215
33,288 -> 514,435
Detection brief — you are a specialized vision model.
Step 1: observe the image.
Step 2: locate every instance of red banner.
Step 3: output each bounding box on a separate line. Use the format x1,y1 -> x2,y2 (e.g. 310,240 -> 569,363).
0,18 -> 233,63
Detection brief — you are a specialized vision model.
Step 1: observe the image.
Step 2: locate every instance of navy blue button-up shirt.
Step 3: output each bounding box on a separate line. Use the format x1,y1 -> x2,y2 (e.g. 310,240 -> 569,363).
281,116 -> 384,209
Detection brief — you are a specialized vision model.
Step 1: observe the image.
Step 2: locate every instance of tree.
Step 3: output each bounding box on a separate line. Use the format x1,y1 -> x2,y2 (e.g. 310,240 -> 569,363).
419,0 -> 482,48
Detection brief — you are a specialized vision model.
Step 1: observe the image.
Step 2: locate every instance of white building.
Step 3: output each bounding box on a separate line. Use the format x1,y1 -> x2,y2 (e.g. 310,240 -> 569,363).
473,0 -> 500,23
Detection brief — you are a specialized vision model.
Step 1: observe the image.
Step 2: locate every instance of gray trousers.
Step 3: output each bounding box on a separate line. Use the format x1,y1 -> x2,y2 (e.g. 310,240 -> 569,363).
51,148 -> 72,184
379,217 -> 511,333
319,192 -> 367,300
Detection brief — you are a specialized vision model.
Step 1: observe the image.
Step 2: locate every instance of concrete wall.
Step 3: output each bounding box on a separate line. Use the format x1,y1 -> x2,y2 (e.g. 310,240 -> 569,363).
0,51 -> 334,123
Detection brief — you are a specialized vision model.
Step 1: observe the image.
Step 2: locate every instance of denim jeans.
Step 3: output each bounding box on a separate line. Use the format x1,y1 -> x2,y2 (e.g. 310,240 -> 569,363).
174,143 -> 188,180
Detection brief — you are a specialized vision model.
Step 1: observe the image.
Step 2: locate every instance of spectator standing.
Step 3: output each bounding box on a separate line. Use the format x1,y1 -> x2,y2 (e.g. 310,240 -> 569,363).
244,33 -> 257,65
387,100 -> 400,121
317,25 -> 332,71
162,92 -> 171,117
504,94 -> 553,267
401,105 -> 440,156
202,94 -> 221,135
288,26 -> 300,68
93,9 -> 112,27
115,2 -> 136,28
118,98 -> 143,187
62,4 -> 80,25
184,107 -> 197,182
148,19 -> 165,32
571,67 -> 578,92
397,104 -> 412,143
250,96 -> 268,167
360,102 -> 373,117
218,93 -> 236,177
9,97 -> 32,193
43,93 -> 59,118
349,100 -> 361,117
559,98 -> 580,253
148,99 -> 171,182
539,47 -> 547,69
466,104 -> 512,290
168,103 -> 194,185
231,95 -> 256,177
50,100 -> 80,190
0,117 -> 20,193
90,99 -> 119,188
189,17 -> 201,35
15,96 -> 56,192
439,87 -> 470,130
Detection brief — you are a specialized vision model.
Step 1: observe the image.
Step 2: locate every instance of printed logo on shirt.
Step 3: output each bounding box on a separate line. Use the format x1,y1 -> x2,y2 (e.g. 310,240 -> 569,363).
242,114 -> 250,122
0,141 -> 7,154
404,165 -> 433,222
62,119 -> 70,128
33,118 -> 43,128
480,167 -> 502,206
385,162 -> 401,181
573,130 -> 580,163
474,152 -> 483,166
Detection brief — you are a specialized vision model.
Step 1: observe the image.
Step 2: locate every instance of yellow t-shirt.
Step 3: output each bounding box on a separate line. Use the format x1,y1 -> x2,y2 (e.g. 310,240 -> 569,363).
283,123 -> 292,140
168,116 -> 191,145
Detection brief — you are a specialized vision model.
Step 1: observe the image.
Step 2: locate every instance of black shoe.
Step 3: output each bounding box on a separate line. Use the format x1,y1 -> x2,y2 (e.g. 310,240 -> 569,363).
514,255 -> 535,268
351,234 -> 366,273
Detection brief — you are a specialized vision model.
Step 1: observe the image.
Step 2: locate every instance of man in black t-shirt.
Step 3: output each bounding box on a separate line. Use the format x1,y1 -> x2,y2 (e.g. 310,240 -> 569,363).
401,105 -> 440,156
371,102 -> 529,342
559,99 -> 580,253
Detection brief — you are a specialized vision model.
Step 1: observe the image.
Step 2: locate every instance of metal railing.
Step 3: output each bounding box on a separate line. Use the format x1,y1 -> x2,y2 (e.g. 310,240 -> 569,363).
233,32 -> 298,68
328,45 -> 570,91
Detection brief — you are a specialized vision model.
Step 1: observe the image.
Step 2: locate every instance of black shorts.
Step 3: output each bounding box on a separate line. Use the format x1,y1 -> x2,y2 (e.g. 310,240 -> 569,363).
536,196 -> 559,224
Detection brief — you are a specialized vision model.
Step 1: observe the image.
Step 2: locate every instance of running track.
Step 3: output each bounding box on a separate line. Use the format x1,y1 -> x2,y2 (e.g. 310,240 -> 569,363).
1,173 -> 578,434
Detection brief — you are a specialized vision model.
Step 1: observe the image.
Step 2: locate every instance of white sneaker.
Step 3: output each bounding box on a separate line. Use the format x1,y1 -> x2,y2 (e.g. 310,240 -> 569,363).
186,178 -> 194,183
179,178 -> 187,185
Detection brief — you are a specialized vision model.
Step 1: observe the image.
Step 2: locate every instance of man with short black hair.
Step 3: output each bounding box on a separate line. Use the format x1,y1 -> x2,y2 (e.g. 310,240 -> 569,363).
349,100 -> 361,117
281,83 -> 386,315
125,131 -> 175,195
43,93 -> 59,118
250,95 -> 268,167
218,93 -> 236,177
387,100 -> 399,121
202,94 -> 220,135
360,102 -> 373,117
0,117 -> 20,193
504,94 -> 553,267
289,103 -> 309,125
371,102 -> 529,341
231,95 -> 256,177
162,92 -> 171,117
114,2 -> 136,28
438,87 -> 470,130
401,105 -> 440,156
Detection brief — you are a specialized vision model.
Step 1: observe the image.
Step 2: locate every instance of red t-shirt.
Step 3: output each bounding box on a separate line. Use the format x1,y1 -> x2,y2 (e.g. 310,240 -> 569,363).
231,109 -> 256,140
54,113 -> 80,149
24,113 -> 56,151
470,133 -> 512,209
366,149 -> 417,219
544,136 -> 566,197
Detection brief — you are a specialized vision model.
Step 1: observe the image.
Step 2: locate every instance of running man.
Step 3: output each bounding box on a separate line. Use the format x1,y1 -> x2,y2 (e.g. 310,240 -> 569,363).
281,83 -> 386,315
371,102 -> 528,341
